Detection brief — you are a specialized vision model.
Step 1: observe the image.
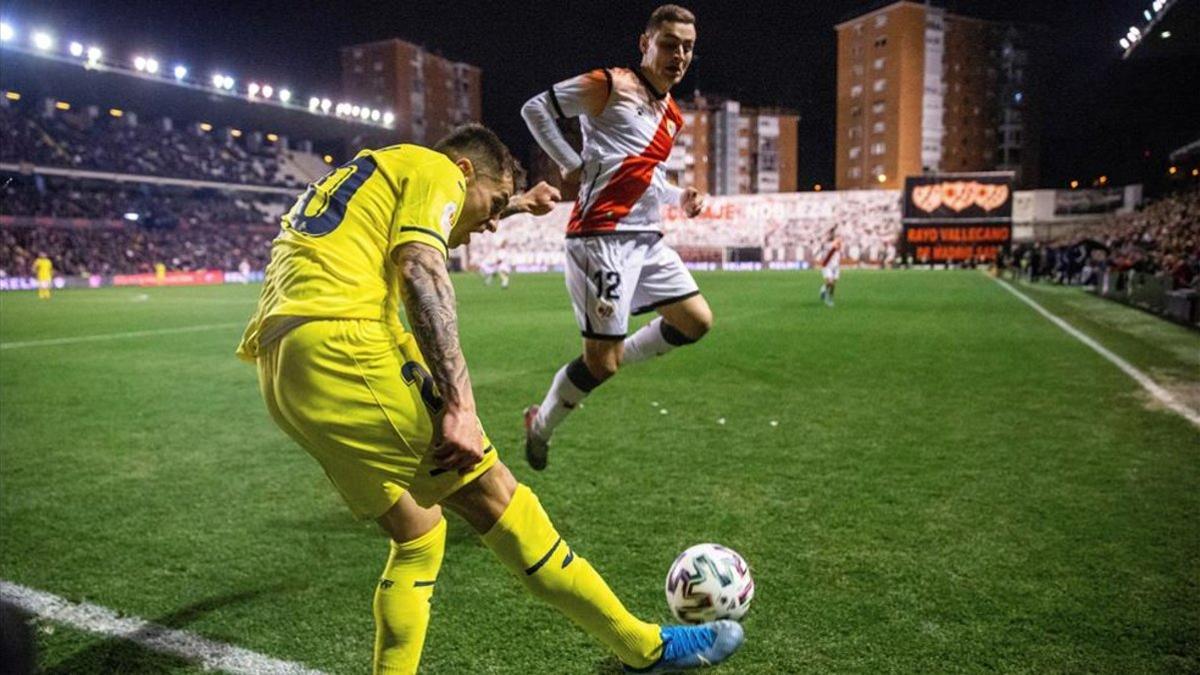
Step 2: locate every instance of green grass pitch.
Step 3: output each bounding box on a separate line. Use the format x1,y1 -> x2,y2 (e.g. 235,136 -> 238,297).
1,270 -> 1197,673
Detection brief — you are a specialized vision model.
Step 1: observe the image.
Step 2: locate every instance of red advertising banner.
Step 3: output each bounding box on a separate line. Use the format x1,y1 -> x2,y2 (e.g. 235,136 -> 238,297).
112,270 -> 224,287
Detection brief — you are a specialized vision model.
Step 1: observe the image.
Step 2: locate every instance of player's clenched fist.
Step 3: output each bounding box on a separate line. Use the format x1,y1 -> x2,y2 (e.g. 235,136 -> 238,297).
520,181 -> 561,216
681,187 -> 705,218
434,407 -> 486,474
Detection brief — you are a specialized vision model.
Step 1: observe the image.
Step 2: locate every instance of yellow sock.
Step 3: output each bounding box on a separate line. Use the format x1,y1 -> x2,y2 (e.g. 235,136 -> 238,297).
481,484 -> 662,669
373,518 -> 446,675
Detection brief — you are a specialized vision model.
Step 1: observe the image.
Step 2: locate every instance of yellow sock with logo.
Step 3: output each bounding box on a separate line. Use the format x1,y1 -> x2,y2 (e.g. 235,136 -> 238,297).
373,518 -> 446,675
481,484 -> 662,669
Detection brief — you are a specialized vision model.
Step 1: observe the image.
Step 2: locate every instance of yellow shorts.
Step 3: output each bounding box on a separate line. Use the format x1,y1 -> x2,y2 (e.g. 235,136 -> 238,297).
256,319 -> 498,518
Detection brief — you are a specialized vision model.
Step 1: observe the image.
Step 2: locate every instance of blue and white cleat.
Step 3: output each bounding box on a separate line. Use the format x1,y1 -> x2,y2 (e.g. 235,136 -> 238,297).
626,620 -> 745,672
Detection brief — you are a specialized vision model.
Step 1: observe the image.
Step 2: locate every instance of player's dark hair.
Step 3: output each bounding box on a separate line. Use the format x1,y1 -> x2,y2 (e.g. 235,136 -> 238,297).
434,123 -> 518,186
646,4 -> 695,33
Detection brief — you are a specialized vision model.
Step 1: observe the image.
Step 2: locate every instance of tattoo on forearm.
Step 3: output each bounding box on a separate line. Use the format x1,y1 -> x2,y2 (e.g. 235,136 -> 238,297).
397,245 -> 472,410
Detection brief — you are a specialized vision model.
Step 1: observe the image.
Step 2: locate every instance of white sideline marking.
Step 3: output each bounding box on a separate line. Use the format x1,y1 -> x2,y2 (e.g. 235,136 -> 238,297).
0,322 -> 244,350
0,580 -> 326,674
992,276 -> 1200,430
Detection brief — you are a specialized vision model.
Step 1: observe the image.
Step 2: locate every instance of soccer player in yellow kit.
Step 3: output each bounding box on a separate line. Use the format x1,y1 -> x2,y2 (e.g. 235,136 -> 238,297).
236,124 -> 743,674
33,254 -> 53,299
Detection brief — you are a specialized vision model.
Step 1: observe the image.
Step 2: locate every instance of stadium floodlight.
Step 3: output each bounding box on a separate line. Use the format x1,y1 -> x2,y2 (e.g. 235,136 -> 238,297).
371,109 -> 381,122
308,96 -> 320,111
1119,38 -> 1130,49
351,105 -> 361,116
1161,31 -> 1171,39
321,98 -> 332,112
69,41 -> 84,57
32,31 -> 53,51
87,46 -> 102,64
173,64 -> 187,80
0,22 -> 14,43
360,107 -> 371,120
1144,9 -> 1152,20
134,56 -> 147,71
123,212 -> 140,222
278,88 -> 291,103
247,82 -> 260,97
222,75 -> 235,90
262,85 -> 273,98
145,58 -> 159,74
212,73 -> 224,88
383,111 -> 394,125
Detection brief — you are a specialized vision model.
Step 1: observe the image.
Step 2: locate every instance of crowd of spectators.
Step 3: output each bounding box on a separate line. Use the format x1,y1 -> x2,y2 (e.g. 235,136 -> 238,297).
0,99 -> 306,188
1,220 -> 274,277
1003,188 -> 1200,291
1,177 -> 286,276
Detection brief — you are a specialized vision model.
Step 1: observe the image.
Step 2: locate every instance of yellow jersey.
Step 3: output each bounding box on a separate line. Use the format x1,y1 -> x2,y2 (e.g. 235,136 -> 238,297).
34,257 -> 53,281
154,262 -> 167,280
236,144 -> 466,361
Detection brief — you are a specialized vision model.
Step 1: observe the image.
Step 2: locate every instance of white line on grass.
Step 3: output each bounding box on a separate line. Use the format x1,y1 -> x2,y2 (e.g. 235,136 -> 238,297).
0,322 -> 244,350
991,276 -> 1200,430
0,580 -> 326,674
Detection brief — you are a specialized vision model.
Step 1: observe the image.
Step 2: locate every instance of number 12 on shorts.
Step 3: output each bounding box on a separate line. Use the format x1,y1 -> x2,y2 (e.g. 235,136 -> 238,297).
593,270 -> 621,300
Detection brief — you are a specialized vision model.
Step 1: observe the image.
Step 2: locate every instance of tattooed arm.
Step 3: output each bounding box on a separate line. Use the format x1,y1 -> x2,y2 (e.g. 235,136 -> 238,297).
395,242 -> 483,474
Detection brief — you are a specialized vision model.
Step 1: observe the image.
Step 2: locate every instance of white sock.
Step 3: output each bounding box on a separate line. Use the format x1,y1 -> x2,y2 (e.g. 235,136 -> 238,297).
622,318 -> 675,365
532,358 -> 598,440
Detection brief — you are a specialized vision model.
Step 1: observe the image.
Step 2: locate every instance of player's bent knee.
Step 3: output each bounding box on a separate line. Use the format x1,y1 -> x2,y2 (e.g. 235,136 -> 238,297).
441,462 -> 518,534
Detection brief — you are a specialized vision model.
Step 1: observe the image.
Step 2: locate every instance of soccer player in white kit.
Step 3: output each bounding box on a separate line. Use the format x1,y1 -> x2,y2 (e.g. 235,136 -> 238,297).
520,5 -> 710,470
819,228 -> 843,307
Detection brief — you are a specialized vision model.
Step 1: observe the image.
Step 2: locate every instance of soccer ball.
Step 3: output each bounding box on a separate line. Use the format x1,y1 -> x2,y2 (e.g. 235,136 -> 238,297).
664,543 -> 754,623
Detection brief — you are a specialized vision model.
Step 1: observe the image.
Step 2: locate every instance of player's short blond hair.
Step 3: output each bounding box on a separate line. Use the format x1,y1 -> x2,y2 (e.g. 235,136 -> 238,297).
646,4 -> 695,34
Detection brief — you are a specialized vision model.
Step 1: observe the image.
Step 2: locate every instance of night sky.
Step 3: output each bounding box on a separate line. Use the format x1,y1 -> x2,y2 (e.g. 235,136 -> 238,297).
3,0 -> 1195,188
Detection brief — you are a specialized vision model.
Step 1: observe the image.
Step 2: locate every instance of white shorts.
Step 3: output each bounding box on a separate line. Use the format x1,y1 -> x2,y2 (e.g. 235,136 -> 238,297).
565,233 -> 700,340
822,266 -> 840,282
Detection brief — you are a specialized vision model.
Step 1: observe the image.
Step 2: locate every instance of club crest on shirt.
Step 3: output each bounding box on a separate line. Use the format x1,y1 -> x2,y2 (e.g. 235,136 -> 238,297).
595,300 -> 616,319
667,120 -> 677,136
440,202 -> 458,231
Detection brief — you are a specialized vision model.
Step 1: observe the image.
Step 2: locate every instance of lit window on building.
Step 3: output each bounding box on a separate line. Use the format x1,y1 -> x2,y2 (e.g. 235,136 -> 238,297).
873,57 -> 885,70
873,78 -> 886,92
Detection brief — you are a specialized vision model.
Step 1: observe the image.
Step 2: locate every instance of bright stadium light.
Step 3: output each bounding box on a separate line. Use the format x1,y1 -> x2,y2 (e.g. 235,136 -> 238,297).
351,105 -> 361,116
1119,38 -> 1130,49
32,31 -> 53,51
1161,31 -> 1172,39
278,88 -> 291,103
1144,9 -> 1152,20
87,46 -> 102,64
308,96 -> 320,111
145,58 -> 159,74
0,22 -> 15,42
230,128 -> 243,137
360,107 -> 371,120
266,133 -> 278,142
212,73 -> 224,88
134,56 -> 147,71
174,64 -> 187,80
262,84 -> 273,98
321,98 -> 332,112
222,75 -> 235,90
371,109 -> 381,122
383,111 -> 394,124
247,82 -> 260,97
123,212 -> 140,222
69,41 -> 83,57
199,122 -> 213,132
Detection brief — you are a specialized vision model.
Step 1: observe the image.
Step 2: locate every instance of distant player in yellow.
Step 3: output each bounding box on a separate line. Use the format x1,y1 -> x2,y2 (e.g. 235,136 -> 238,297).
154,262 -> 167,285
34,254 -> 53,300
236,124 -> 743,674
